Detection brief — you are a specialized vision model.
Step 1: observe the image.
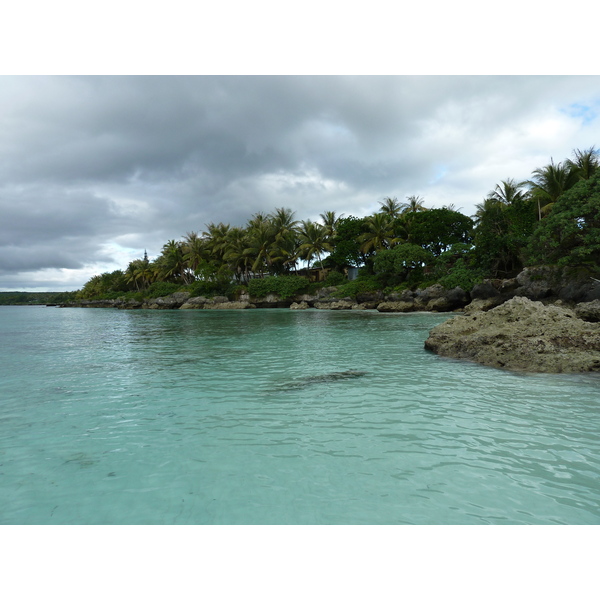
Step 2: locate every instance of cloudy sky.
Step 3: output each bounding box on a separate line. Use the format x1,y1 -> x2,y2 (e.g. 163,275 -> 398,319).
1,75 -> 599,291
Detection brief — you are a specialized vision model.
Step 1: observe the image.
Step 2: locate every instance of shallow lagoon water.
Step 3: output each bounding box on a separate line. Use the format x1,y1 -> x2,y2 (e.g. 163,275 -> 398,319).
1,305 -> 599,525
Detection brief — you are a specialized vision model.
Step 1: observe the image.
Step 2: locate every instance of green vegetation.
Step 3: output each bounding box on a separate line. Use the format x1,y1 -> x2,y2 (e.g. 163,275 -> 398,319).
527,170 -> 600,266
75,146 -> 600,301
0,291 -> 77,305
333,274 -> 384,298
247,275 -> 310,299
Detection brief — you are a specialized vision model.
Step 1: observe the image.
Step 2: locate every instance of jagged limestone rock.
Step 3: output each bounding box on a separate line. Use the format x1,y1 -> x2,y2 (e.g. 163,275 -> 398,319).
424,296 -> 600,373
204,301 -> 255,309
351,303 -> 368,310
377,301 -> 415,313
290,301 -> 309,310
145,292 -> 191,309
574,300 -> 600,323
314,299 -> 354,310
179,296 -> 209,309
462,297 -> 504,315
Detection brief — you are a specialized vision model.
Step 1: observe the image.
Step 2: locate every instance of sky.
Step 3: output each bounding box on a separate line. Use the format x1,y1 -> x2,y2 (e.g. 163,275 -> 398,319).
1,0 -> 600,293
1,75 -> 599,292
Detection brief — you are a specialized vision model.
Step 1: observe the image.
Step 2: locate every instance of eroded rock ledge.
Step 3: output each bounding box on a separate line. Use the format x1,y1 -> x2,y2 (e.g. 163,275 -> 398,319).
424,297 -> 600,373
63,266 -> 600,314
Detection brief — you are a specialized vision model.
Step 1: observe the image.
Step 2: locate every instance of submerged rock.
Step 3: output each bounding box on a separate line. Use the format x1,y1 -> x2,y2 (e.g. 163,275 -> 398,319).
424,296 -> 600,373
276,370 -> 368,390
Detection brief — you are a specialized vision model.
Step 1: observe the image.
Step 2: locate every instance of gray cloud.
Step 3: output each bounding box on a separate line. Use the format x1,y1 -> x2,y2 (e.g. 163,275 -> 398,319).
1,75 -> 599,290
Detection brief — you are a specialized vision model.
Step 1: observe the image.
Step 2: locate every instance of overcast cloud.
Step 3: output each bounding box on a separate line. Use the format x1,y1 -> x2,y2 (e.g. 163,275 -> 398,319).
1,75 -> 599,291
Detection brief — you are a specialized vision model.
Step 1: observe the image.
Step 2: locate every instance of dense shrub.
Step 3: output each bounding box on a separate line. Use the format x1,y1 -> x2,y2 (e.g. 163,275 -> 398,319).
333,274 -> 383,298
247,275 -> 310,299
436,259 -> 483,291
324,271 -> 346,286
145,281 -> 182,298
526,171 -> 600,267
186,279 -> 233,297
373,244 -> 433,279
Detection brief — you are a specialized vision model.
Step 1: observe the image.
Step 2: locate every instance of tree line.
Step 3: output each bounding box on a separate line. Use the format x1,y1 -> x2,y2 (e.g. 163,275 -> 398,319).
0,291 -> 77,305
78,147 -> 600,300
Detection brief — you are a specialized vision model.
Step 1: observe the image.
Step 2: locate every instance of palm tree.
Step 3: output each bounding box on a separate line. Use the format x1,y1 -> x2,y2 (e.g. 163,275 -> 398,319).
247,212 -> 269,229
272,234 -> 300,274
269,207 -> 298,242
359,213 -> 400,253
182,231 -> 207,275
473,198 -> 506,227
565,146 -> 599,180
379,197 -> 403,219
319,210 -> 343,239
527,159 -> 581,219
245,219 -> 276,277
222,227 -> 252,283
402,195 -> 427,214
268,208 -> 299,274
297,220 -> 331,271
125,251 -> 155,290
202,222 -> 231,264
158,240 -> 193,284
486,178 -> 529,205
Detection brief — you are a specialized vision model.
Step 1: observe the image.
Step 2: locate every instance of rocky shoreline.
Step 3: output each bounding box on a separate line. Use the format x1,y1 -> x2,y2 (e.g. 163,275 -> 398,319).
63,265 -> 600,314
61,265 -> 600,373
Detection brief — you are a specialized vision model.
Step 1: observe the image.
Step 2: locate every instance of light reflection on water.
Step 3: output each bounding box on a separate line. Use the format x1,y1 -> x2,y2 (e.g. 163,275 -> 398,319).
1,306 -> 599,524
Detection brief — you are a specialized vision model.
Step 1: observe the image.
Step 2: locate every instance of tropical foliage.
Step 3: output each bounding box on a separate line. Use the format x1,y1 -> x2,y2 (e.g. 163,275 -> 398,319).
527,170 -> 600,266
76,147 -> 600,300
0,291 -> 77,305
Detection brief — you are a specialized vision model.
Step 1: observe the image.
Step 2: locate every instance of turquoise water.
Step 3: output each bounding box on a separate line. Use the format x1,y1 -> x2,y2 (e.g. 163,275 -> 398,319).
1,305 -> 599,525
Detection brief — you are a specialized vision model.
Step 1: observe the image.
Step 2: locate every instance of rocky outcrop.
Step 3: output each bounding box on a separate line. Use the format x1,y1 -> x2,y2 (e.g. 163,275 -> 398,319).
377,284 -> 470,313
514,266 -> 600,302
314,299 -> 354,310
355,291 -> 383,309
462,297 -> 504,315
145,292 -> 191,309
574,300 -> 600,323
290,301 -> 310,310
205,300 -> 255,309
244,293 -> 294,309
377,300 -> 415,313
424,296 -> 600,373
63,266 -> 600,314
351,303 -> 369,310
461,267 -> 600,314
179,296 -> 255,309
179,296 -> 210,309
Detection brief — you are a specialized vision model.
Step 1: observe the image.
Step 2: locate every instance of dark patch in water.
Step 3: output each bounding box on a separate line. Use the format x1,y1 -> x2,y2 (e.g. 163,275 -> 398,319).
63,452 -> 96,468
276,370 -> 368,391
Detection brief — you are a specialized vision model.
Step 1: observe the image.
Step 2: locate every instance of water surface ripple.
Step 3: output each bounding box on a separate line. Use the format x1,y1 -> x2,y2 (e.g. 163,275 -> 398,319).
1,306 -> 599,524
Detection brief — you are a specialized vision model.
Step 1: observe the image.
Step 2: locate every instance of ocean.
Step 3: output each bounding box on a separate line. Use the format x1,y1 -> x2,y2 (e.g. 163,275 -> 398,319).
1,305 -> 599,524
